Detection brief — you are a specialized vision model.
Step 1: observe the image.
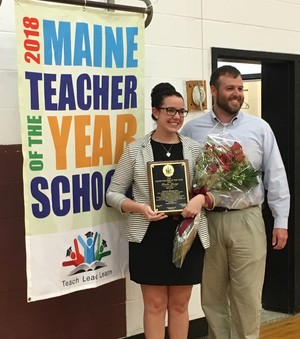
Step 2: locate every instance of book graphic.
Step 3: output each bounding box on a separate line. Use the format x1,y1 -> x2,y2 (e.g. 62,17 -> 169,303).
62,231 -> 111,275
69,260 -> 106,275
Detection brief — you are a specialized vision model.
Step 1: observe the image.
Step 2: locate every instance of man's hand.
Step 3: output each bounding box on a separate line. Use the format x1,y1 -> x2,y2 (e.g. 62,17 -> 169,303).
181,194 -> 205,218
272,228 -> 288,250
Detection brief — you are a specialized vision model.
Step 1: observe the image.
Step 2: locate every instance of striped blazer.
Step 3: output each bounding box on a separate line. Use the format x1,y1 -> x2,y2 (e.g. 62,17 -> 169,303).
106,131 -> 210,249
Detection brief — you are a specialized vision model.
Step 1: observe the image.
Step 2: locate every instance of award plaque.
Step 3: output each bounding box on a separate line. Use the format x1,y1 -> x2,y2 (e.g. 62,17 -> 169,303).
147,160 -> 190,214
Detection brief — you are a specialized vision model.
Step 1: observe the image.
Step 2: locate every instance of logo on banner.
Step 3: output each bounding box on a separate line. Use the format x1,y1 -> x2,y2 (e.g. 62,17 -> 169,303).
62,231 -> 112,276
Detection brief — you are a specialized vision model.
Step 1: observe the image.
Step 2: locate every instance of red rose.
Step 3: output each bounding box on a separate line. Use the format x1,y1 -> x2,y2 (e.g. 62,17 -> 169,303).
207,163 -> 218,173
231,142 -> 242,151
235,152 -> 246,162
219,153 -> 233,164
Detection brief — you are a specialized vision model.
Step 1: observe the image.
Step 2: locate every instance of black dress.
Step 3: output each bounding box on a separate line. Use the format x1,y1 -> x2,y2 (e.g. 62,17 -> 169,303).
129,139 -> 204,285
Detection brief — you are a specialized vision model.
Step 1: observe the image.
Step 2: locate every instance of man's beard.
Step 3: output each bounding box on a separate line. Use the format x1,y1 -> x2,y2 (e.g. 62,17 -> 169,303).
216,96 -> 244,115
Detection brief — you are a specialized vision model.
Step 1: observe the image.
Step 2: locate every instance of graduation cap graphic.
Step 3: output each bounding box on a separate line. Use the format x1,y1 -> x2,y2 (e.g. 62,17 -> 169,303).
85,231 -> 94,238
66,246 -> 72,257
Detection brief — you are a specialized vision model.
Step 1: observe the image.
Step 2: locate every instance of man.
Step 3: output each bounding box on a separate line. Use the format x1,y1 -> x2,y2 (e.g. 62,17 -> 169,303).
181,65 -> 290,339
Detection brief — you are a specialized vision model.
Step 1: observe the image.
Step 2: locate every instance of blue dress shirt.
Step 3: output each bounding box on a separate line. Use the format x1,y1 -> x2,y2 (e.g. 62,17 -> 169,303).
181,110 -> 290,229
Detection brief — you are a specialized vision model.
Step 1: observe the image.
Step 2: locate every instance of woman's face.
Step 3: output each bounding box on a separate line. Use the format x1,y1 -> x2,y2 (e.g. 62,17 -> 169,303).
153,95 -> 186,134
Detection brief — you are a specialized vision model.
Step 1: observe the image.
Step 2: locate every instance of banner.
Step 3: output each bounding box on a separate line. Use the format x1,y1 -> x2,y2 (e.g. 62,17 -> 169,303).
15,0 -> 144,302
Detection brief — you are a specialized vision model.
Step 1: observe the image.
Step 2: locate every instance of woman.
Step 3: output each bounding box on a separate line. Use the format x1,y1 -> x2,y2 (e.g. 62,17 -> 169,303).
106,83 -> 212,339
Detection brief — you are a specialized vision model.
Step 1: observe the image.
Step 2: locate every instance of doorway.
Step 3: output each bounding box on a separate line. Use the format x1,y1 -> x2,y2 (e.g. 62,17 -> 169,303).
212,47 -> 300,314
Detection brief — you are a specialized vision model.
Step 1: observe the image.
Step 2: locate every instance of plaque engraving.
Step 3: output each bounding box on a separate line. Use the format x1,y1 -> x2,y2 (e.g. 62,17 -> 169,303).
147,160 -> 190,214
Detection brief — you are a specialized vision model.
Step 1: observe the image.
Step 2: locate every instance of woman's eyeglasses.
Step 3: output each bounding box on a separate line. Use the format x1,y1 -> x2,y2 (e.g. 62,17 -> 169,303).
160,107 -> 189,117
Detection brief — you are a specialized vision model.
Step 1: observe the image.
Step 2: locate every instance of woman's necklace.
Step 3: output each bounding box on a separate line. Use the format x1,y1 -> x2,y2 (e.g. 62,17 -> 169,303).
160,143 -> 173,157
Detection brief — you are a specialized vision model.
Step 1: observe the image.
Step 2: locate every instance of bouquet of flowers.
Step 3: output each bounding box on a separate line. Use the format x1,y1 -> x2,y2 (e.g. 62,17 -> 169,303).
172,210 -> 207,268
193,134 -> 260,209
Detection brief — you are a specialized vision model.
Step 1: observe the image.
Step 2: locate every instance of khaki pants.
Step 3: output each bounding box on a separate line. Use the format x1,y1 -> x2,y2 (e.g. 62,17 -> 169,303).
201,206 -> 267,339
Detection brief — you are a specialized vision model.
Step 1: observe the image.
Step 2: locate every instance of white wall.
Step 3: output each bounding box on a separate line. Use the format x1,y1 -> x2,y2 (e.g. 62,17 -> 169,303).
2,0 -> 300,336
0,0 -> 20,144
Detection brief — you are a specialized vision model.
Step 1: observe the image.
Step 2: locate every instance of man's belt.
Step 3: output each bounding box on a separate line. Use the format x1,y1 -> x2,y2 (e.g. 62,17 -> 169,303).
211,205 -> 257,213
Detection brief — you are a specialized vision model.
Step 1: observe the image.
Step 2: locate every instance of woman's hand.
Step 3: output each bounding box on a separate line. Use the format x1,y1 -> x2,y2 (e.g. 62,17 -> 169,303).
121,199 -> 167,221
181,194 -> 205,218
139,203 -> 168,221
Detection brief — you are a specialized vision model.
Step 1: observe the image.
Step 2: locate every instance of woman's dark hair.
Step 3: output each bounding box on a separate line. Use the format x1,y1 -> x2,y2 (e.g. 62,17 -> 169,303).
151,82 -> 183,121
210,65 -> 241,89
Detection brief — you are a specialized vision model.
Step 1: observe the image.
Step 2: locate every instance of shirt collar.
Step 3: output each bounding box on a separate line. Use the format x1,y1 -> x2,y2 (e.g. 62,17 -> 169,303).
211,110 -> 241,125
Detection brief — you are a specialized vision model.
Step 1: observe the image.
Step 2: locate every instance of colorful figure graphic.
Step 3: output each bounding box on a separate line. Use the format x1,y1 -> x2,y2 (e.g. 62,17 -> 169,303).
62,238 -> 84,267
62,231 -> 112,273
77,231 -> 98,264
95,234 -> 111,261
